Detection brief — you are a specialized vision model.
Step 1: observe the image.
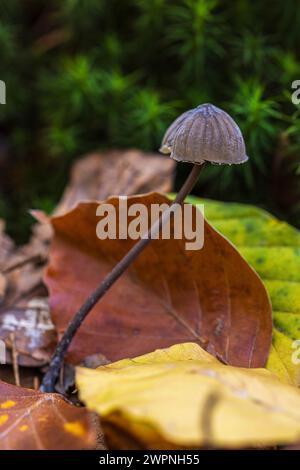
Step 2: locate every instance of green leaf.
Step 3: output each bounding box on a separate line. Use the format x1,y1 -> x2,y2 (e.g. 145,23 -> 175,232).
180,195 -> 300,386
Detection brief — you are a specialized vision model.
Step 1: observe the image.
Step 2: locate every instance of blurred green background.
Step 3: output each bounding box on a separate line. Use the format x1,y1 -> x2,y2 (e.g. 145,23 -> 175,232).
0,0 -> 300,242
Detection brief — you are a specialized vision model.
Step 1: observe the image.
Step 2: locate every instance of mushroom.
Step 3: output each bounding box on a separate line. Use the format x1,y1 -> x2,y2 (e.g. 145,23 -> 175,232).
41,103 -> 248,392
160,103 -> 248,165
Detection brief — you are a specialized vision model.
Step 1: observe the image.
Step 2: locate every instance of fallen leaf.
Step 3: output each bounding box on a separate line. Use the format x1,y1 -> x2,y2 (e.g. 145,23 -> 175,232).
0,380 -> 97,449
2,249 -> 47,307
55,150 -> 175,216
30,150 -> 176,247
0,298 -> 56,367
0,216 -> 54,366
76,342 -> 300,450
0,219 -> 15,270
0,151 -> 174,368
45,193 -> 272,367
185,196 -> 300,385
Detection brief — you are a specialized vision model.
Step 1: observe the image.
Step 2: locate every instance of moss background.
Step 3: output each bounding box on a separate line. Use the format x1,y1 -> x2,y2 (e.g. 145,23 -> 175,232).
0,0 -> 300,242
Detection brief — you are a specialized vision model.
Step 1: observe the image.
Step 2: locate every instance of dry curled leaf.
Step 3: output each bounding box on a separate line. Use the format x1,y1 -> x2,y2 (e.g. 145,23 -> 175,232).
0,298 -> 56,367
0,380 -> 96,449
0,217 -> 54,366
0,152 -> 174,369
76,343 -> 300,450
45,193 -> 272,367
30,150 -> 176,247
55,150 -> 175,216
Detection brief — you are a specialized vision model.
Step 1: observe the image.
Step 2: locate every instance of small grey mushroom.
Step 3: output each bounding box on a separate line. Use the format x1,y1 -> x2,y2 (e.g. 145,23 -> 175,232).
41,103 -> 248,393
160,103 -> 248,165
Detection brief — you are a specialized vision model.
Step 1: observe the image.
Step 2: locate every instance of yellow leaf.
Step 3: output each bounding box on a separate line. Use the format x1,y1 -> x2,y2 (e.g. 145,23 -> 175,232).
76,343 -> 300,450
181,195 -> 300,386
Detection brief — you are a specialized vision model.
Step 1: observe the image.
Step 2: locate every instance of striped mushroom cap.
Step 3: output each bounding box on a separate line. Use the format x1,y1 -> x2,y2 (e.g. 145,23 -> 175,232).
160,103 -> 248,165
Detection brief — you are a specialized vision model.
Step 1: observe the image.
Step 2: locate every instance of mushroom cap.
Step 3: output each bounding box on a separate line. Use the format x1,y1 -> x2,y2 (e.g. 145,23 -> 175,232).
160,103 -> 248,165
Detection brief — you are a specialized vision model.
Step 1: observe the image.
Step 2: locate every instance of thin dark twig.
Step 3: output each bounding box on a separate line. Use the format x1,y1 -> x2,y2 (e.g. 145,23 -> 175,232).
2,254 -> 45,274
10,333 -> 20,387
41,163 -> 204,392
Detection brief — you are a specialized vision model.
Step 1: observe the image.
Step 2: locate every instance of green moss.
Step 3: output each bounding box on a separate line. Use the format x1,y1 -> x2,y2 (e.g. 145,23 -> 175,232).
1,1 -> 300,239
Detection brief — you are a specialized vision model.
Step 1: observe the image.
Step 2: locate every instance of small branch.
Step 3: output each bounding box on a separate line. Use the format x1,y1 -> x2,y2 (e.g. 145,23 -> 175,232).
2,254 -> 45,274
33,376 -> 40,391
10,333 -> 20,387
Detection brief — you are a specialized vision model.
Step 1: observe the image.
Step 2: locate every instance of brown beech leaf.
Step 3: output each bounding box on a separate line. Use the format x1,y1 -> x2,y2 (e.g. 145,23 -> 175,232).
29,150 -> 176,248
44,193 -> 272,367
0,380 -> 96,449
55,150 -> 175,216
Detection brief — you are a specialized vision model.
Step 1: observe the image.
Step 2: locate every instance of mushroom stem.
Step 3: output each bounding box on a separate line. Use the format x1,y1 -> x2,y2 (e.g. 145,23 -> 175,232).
41,163 -> 204,393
